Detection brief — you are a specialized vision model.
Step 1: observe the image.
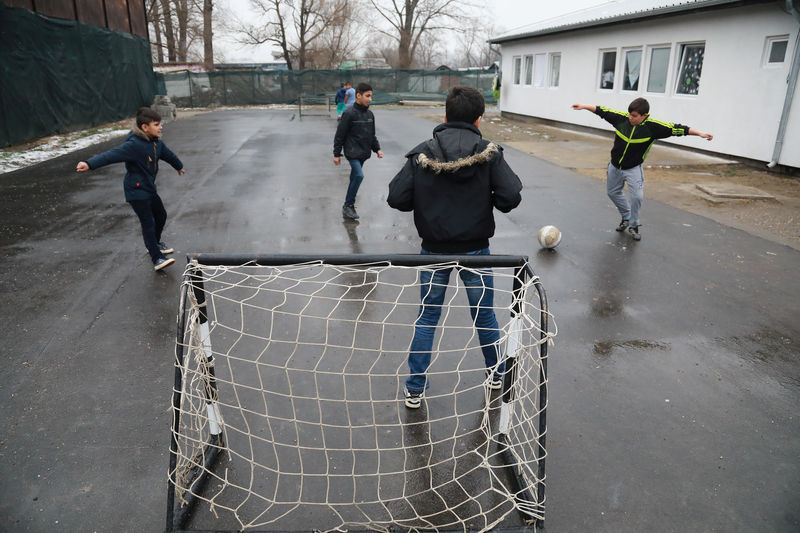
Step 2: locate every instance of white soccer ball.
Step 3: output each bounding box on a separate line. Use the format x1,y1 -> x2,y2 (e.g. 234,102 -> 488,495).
537,225 -> 562,249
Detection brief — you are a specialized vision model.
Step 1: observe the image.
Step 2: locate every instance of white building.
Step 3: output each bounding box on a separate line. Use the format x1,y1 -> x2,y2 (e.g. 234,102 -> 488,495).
489,0 -> 800,169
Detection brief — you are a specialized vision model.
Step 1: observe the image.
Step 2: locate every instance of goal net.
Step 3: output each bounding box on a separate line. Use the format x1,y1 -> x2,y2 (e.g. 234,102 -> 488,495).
167,253 -> 554,533
298,94 -> 332,117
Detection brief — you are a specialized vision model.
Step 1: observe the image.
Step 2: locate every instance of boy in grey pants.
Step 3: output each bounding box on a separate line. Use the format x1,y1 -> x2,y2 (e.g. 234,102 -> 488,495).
572,98 -> 712,240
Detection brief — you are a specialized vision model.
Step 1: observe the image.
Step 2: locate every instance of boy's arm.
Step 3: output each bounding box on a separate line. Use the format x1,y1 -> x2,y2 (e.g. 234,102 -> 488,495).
574,103 -> 625,127
571,103 -> 596,113
159,143 -> 185,172
688,127 -> 713,141
77,142 -> 133,171
490,149 -> 523,213
333,112 -> 351,161
647,120 -> 712,140
371,117 -> 382,157
387,157 -> 415,212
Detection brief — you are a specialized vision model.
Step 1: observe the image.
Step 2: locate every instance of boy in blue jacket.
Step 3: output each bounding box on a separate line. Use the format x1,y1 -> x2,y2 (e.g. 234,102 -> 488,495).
77,107 -> 185,270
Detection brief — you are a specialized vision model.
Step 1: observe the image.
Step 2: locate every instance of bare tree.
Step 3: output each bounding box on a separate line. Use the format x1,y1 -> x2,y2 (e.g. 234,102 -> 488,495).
306,0 -> 363,68
452,22 -> 499,68
237,0 -> 345,70
203,0 -> 213,70
366,0 -> 475,68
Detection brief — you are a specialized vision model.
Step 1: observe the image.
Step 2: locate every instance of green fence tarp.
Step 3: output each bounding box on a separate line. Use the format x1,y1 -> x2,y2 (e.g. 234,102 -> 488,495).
155,68 -> 497,108
0,3 -> 155,147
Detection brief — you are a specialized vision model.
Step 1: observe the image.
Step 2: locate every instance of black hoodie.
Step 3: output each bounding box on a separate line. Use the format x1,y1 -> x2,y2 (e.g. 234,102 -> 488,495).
387,122 -> 522,253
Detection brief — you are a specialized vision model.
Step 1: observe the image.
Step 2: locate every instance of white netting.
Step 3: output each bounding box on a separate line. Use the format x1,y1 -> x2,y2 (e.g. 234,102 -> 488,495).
170,259 -> 554,532
298,95 -> 332,117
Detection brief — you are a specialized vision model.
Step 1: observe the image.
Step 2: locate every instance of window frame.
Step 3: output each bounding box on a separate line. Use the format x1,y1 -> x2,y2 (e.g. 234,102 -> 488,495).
512,56 -> 522,85
674,41 -> 706,96
598,48 -> 618,91
621,47 -> 644,92
644,44 -> 672,95
533,53 -> 547,87
763,35 -> 790,67
549,52 -> 561,88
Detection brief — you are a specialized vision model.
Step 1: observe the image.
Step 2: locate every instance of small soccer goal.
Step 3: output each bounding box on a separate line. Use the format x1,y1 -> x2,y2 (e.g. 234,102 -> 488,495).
166,253 -> 555,533
298,94 -> 332,118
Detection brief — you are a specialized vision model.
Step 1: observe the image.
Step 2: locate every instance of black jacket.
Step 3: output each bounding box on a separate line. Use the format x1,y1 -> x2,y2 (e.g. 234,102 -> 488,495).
594,105 -> 690,170
387,122 -> 522,253
333,102 -> 381,161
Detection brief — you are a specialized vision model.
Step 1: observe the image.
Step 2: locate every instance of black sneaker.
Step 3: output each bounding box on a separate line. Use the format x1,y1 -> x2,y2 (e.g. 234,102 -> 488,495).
403,387 -> 423,409
154,257 -> 175,271
628,225 -> 642,241
342,205 -> 359,220
486,372 -> 503,390
615,219 -> 630,232
158,242 -> 174,254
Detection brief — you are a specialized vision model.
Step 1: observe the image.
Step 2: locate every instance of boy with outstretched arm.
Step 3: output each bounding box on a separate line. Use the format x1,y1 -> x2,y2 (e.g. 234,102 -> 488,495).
387,86 -> 523,409
333,82 -> 383,220
573,98 -> 712,241
77,107 -> 185,271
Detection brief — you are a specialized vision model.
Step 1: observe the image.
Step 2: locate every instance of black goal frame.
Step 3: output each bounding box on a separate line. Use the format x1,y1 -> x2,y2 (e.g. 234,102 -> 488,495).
166,253 -> 549,533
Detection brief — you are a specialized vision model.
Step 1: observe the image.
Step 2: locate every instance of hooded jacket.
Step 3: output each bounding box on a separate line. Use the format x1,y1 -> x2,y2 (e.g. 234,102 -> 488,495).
333,102 -> 381,161
387,122 -> 522,253
86,122 -> 183,202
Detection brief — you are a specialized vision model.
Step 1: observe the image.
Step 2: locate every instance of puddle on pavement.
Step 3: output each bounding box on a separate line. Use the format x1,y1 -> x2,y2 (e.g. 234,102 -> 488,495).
593,339 -> 671,356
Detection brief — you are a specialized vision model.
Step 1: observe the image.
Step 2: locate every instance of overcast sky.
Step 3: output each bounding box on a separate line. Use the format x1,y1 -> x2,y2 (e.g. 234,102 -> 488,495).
214,0 -> 629,63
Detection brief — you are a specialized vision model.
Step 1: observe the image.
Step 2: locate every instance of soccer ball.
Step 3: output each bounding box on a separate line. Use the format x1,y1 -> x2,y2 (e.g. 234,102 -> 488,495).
537,225 -> 562,249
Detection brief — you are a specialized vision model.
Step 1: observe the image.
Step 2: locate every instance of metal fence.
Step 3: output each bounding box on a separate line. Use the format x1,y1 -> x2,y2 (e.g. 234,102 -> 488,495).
155,68 -> 498,107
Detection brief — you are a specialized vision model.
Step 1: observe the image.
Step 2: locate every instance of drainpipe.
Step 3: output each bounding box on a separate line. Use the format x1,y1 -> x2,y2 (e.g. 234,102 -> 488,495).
768,1 -> 800,167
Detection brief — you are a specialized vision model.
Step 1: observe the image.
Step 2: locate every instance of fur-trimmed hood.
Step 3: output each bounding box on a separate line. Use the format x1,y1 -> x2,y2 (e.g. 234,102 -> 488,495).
410,122 -> 499,179
131,121 -> 156,141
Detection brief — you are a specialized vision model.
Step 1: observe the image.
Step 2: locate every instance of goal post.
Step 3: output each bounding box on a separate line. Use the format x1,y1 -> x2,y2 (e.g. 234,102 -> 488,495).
298,93 -> 332,117
167,253 -> 553,533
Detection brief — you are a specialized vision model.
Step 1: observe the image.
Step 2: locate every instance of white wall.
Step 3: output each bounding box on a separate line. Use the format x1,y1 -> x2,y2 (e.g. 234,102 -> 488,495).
498,4 -> 800,168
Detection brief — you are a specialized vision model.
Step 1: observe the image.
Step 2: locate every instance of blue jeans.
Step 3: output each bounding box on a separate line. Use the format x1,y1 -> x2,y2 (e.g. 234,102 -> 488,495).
128,196 -> 167,262
406,248 -> 504,393
344,159 -> 365,207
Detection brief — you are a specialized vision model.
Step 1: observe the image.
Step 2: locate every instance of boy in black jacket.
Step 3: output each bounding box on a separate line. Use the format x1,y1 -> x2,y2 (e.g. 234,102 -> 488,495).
77,107 -> 185,271
388,86 -> 523,408
572,98 -> 712,240
333,82 -> 383,220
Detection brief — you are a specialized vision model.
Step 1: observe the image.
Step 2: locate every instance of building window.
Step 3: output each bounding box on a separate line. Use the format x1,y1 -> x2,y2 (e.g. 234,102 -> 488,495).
524,55 -> 533,85
675,43 -> 705,95
549,53 -> 561,87
599,50 -> 616,89
622,49 -> 643,91
765,35 -> 789,65
646,47 -> 670,93
513,56 -> 521,84
533,53 -> 547,87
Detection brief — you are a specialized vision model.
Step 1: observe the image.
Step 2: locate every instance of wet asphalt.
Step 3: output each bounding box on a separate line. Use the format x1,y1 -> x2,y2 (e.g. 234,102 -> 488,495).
0,108 -> 798,532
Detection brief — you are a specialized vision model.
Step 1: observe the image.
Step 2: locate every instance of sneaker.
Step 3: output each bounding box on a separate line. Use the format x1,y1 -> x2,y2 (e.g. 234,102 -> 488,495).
342,205 -> 359,220
487,373 -> 503,390
153,257 -> 175,271
628,225 -> 642,241
158,242 -> 174,254
615,218 -> 630,232
403,387 -> 423,409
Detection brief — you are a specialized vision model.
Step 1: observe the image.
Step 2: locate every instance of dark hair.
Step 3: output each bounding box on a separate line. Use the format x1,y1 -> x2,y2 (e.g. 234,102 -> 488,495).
446,86 -> 485,124
356,82 -> 372,95
628,97 -> 650,115
136,106 -> 161,128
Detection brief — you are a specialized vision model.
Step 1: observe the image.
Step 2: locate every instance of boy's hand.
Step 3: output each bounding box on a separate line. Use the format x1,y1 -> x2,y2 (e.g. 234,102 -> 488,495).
177,169 -> 186,175
333,156 -> 341,166
571,103 -> 585,110
377,150 -> 384,159
76,161 -> 89,172
700,132 -> 713,141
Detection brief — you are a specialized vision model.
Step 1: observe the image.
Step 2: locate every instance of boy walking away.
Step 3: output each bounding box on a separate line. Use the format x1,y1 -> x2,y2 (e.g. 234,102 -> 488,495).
572,98 -> 712,241
343,81 -> 356,110
77,107 -> 185,271
333,82 -> 383,220
387,86 -> 523,409
335,83 -> 347,120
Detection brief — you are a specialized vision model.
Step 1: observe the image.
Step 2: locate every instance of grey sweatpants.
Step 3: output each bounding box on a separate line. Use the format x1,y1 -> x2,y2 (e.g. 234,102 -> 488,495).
606,163 -> 644,227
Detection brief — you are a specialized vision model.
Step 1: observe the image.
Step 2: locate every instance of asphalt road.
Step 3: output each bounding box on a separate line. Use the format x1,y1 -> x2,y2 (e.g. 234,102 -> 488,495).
1,108 -> 798,532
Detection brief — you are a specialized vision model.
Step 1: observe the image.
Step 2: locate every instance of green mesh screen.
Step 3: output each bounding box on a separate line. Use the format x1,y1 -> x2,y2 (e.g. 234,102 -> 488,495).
0,3 -> 155,147
155,68 -> 497,108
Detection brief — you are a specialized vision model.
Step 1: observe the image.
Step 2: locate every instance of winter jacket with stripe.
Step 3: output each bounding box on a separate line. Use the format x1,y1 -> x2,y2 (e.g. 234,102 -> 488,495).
387,122 -> 522,253
86,123 -> 183,202
594,105 -> 690,170
333,102 -> 381,161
